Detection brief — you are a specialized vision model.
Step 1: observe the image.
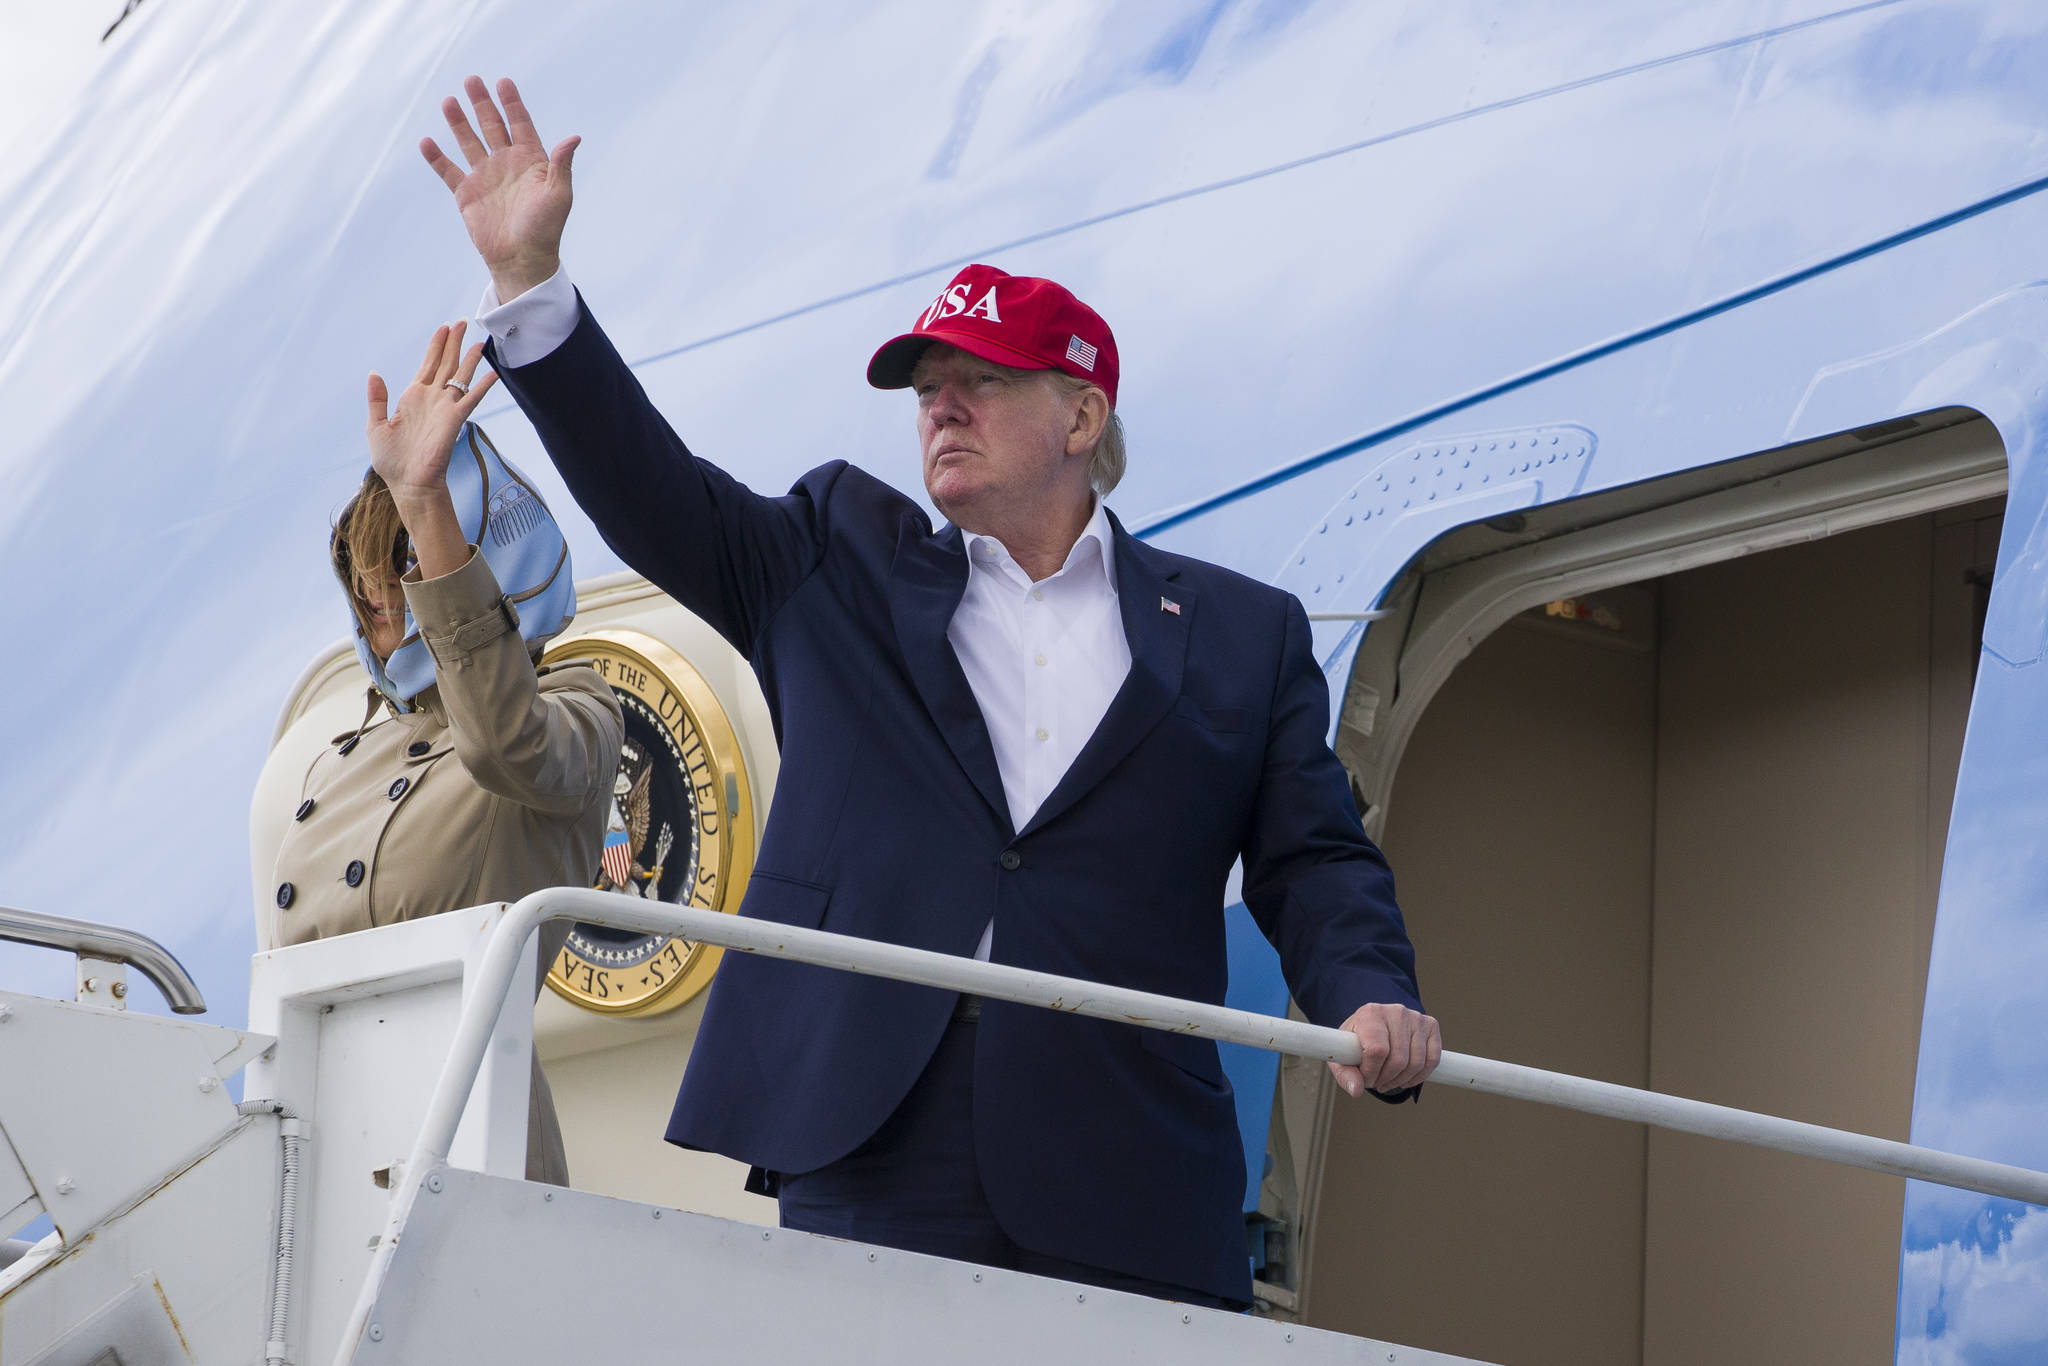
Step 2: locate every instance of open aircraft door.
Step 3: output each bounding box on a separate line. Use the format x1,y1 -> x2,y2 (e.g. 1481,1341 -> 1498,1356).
1282,409 -> 2013,1363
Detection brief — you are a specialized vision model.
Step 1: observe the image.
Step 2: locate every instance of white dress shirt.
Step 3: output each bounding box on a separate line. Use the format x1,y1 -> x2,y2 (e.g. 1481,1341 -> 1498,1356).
477,270 -> 1136,959
951,504 -> 1132,958
477,266 -> 580,369
949,503 -> 1130,836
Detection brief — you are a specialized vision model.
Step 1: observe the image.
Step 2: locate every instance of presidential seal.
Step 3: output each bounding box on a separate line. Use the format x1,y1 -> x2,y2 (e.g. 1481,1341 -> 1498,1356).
539,629 -> 756,1016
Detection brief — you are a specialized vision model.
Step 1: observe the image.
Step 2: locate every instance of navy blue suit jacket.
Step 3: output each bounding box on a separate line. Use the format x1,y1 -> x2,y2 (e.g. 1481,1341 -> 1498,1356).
491,299 -> 1422,1303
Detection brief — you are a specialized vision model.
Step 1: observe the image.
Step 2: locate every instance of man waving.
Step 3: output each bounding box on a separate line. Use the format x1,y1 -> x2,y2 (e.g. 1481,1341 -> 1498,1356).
422,75 -> 1441,1310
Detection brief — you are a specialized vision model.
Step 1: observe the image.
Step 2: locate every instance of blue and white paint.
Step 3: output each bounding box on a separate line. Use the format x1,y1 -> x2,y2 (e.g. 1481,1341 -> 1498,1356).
2,3 -> 2046,1357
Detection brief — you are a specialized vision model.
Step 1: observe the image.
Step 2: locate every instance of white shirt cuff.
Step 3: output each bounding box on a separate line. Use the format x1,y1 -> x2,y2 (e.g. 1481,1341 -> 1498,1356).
476,264 -> 579,369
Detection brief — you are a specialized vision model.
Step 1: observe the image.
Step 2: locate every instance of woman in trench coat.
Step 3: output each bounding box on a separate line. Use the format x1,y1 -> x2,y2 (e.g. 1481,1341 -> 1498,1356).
268,322 -> 624,1184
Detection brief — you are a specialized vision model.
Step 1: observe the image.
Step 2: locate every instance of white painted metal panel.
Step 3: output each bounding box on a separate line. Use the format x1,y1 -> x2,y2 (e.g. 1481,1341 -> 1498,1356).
0,993 -> 245,1241
0,1125 -> 37,1244
208,1027 -> 277,1080
245,904 -> 534,1176
297,977 -> 466,1362
0,1122 -> 278,1366
353,1165 -> 1492,1366
13,1275 -> 195,1366
244,906 -> 536,1366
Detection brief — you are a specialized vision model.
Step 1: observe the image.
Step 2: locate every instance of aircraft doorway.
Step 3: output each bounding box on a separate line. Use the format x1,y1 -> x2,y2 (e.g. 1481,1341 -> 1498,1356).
1298,412 -> 2005,1366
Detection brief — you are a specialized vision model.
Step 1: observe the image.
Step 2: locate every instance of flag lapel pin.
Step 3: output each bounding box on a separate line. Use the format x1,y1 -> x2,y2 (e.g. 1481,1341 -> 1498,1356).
1160,596 -> 1181,615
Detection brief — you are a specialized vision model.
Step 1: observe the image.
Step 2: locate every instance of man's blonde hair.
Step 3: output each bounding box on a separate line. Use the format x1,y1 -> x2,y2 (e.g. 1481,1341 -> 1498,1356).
1049,370 -> 1127,497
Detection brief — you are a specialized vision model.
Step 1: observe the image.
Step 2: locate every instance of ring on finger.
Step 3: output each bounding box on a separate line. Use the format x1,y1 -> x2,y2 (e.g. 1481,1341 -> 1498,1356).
442,380 -> 469,395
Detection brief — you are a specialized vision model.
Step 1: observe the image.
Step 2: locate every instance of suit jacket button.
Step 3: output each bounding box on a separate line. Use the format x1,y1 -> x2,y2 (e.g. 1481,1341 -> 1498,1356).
407,740 -> 431,757
338,734 -> 360,756
388,776 -> 410,801
998,850 -> 1022,871
276,882 -> 295,909
345,860 -> 366,888
294,799 -> 315,822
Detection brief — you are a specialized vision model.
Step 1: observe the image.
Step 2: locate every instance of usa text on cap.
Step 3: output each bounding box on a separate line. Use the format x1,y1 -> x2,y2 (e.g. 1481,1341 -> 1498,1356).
867,264 -> 1120,408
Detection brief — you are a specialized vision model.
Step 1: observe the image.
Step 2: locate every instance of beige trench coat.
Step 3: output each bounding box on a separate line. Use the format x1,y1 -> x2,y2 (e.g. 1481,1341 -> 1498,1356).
270,548 -> 624,1183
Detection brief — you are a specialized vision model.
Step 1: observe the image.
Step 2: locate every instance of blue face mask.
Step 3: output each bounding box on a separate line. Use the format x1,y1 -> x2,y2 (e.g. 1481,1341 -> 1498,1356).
342,423 -> 575,710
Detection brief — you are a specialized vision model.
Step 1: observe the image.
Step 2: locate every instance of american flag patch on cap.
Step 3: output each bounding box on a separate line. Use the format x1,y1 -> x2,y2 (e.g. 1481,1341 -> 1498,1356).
1066,334 -> 1098,371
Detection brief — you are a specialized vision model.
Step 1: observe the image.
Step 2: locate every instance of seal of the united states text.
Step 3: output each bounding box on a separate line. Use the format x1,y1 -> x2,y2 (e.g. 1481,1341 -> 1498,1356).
539,629 -> 756,1016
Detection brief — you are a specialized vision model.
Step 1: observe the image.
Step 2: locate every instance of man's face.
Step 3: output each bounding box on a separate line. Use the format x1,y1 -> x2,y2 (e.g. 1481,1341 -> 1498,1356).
913,344 -> 1079,525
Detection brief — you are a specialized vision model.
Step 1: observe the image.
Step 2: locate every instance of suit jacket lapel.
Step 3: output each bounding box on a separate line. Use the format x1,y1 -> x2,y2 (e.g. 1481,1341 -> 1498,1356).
1019,516 -> 1190,839
888,522 -> 1015,837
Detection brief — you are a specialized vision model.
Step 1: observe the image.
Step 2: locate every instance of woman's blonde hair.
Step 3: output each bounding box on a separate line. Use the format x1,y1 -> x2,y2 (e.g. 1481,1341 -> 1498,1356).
330,470 -> 409,639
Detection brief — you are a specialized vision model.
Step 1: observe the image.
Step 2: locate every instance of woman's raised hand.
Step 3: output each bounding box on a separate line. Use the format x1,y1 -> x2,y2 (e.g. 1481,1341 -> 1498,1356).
366,322 -> 497,504
421,76 -> 578,304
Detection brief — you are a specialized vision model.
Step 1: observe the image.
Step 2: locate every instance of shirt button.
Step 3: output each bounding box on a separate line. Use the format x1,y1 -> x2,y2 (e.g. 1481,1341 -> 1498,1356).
1035,728 -> 1049,742
345,860 -> 366,888
998,850 -> 1022,871
276,882 -> 295,909
1032,589 -> 1044,601
388,776 -> 410,801
294,799 -> 315,822
408,739 -> 431,757
1034,653 -> 1047,667
338,735 -> 360,756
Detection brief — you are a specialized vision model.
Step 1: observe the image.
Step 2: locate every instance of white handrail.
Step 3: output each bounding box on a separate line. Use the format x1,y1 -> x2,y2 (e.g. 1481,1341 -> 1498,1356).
334,886 -> 2048,1363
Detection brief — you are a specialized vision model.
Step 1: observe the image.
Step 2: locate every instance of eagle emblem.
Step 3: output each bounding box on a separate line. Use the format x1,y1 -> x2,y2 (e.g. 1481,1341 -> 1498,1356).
541,630 -> 752,1017
598,739 -> 674,898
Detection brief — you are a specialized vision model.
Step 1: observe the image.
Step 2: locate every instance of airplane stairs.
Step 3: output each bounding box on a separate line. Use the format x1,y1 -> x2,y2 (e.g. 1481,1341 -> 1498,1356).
0,903 -> 1487,1366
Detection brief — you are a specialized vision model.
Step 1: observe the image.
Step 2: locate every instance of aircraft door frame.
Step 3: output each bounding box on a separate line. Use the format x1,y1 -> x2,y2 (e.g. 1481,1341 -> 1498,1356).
1282,407 -> 2006,1321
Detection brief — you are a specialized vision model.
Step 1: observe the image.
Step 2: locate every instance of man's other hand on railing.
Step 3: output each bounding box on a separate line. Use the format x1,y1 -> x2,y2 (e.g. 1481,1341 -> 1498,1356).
1332,1002 -> 1442,1097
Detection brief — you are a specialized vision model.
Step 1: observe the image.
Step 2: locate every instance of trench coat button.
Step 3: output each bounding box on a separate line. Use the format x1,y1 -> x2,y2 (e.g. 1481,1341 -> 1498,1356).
345,860 -> 365,888
388,776 -> 410,801
998,850 -> 1022,871
407,740 -> 430,757
294,799 -> 315,822
276,882 -> 295,909
338,735 -> 360,756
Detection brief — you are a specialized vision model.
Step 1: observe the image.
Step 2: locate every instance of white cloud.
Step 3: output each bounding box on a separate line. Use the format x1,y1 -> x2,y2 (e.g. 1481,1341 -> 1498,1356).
1897,1207 -> 2048,1365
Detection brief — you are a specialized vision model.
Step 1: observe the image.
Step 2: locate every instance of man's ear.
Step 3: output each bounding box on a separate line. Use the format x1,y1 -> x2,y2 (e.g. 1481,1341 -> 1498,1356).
1066,386 -> 1109,458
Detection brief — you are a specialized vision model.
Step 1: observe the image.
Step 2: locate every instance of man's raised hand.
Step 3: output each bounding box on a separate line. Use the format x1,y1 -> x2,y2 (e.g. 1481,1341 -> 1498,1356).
421,76 -> 578,304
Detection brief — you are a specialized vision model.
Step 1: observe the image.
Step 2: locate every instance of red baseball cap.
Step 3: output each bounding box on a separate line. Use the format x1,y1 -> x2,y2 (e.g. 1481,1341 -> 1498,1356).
867,264 -> 1120,407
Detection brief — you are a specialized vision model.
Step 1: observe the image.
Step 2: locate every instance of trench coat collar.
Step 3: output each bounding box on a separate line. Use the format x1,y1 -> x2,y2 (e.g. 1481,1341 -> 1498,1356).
403,683 -> 449,730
